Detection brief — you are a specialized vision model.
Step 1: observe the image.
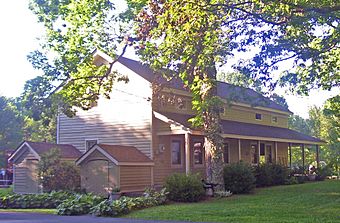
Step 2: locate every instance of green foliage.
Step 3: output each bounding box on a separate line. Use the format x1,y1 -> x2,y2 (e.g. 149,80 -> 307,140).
253,163 -> 289,187
38,149 -> 80,192
56,194 -> 104,215
89,188 -> 168,217
0,96 -> 23,149
315,166 -> 333,181
223,162 -> 256,194
0,191 -> 73,209
164,173 -> 205,202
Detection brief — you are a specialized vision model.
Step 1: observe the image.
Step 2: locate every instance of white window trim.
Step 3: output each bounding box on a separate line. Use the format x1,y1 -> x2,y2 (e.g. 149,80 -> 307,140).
271,116 -> 278,124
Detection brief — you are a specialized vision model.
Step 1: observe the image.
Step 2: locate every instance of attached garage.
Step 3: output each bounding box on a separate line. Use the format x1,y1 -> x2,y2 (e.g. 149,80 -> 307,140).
8,141 -> 81,194
76,144 -> 154,195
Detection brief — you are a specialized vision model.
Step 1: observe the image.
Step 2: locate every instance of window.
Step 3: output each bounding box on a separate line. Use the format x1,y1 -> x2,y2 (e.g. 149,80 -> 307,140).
223,143 -> 230,163
255,113 -> 262,120
272,116 -> 278,123
171,140 -> 181,165
266,145 -> 273,163
85,140 -> 97,151
260,143 -> 265,163
193,142 -> 204,165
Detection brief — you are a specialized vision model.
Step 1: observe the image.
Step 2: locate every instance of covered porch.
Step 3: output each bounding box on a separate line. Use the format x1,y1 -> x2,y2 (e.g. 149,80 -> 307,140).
154,111 -> 323,177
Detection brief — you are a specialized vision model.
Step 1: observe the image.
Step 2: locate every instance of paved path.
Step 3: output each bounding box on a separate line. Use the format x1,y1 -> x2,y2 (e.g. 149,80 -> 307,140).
0,212 -> 209,223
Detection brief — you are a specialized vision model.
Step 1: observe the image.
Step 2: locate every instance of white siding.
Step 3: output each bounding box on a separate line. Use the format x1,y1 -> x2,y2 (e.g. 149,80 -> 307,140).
58,62 -> 153,157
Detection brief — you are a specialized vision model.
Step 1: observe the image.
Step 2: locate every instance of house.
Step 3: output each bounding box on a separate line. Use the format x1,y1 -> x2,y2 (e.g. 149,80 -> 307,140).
8,141 -> 81,194
57,51 -> 323,194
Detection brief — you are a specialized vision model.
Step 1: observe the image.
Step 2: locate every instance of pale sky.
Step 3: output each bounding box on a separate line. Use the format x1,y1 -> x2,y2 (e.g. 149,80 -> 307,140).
0,1 -> 338,119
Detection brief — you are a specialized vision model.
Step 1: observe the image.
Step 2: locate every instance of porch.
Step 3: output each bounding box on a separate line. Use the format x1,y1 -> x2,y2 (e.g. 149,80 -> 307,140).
153,111 -> 324,179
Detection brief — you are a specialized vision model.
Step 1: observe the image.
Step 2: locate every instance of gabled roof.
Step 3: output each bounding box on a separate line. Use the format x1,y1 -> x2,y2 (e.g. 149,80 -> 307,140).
117,57 -> 291,113
155,112 -> 324,145
76,144 -> 154,166
8,141 -> 81,162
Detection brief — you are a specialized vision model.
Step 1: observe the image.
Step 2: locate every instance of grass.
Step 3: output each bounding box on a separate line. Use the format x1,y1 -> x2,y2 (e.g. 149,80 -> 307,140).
0,187 -> 13,197
126,180 -> 340,223
0,208 -> 56,214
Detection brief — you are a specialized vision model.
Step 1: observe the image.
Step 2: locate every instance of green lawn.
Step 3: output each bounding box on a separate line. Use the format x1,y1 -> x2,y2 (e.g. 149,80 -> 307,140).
0,209 -> 56,214
0,187 -> 13,197
126,181 -> 340,223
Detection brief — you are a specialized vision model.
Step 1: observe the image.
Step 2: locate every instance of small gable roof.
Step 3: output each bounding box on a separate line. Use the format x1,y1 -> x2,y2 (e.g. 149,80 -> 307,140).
76,144 -> 154,166
9,141 -> 81,162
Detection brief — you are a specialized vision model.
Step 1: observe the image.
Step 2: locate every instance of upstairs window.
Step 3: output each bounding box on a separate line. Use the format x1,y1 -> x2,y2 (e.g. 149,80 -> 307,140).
171,140 -> 182,165
85,139 -> 97,151
255,113 -> 262,120
193,142 -> 204,165
272,116 -> 278,123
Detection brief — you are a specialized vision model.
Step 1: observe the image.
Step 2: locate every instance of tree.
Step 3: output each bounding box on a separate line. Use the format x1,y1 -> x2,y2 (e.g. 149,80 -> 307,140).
38,148 -> 80,192
26,0 -> 339,189
0,96 -> 23,149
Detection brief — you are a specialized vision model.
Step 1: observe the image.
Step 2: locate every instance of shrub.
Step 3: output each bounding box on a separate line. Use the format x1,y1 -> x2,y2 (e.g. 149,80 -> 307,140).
56,194 -> 104,215
0,191 -> 73,209
315,166 -> 332,181
90,188 -> 168,217
223,162 -> 256,194
164,173 -> 205,202
254,163 -> 289,187
38,149 -> 80,192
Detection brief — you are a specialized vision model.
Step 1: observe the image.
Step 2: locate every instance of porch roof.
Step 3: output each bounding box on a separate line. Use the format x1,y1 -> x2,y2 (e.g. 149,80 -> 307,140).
157,112 -> 324,145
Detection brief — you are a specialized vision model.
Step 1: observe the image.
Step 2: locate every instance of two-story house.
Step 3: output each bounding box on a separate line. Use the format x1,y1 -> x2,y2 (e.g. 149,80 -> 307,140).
57,51 -> 323,194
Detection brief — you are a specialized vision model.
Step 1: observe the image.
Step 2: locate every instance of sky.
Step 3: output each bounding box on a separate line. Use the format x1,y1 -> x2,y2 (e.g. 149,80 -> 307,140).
0,1 -> 338,119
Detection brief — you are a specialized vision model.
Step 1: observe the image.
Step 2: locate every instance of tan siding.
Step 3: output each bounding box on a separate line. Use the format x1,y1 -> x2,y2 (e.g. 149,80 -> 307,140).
277,142 -> 288,166
59,62 -> 153,157
13,147 -> 40,194
120,166 -> 152,192
223,106 -> 288,128
152,134 -> 186,186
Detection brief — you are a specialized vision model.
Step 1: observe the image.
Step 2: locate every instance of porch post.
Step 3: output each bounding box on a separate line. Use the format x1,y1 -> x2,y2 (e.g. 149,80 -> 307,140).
289,143 -> 292,168
316,145 -> 320,169
258,140 -> 261,164
238,139 -> 241,161
275,142 -> 278,163
185,132 -> 190,174
301,144 -> 305,173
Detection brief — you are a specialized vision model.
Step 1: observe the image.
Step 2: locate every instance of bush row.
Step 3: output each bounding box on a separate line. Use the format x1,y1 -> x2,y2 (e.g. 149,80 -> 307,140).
57,188 -> 168,216
0,191 -> 74,209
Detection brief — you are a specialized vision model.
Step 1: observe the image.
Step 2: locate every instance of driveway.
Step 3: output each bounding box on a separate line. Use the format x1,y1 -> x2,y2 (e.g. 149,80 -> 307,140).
0,212 -> 208,223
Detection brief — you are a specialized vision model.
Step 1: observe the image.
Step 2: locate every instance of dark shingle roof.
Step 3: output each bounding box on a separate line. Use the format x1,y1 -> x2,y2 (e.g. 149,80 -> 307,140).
117,57 -> 291,113
26,141 -> 81,159
98,144 -> 153,163
157,112 -> 323,143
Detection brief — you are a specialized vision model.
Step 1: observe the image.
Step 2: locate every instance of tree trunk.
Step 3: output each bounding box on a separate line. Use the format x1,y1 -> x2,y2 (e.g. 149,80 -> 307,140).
200,67 -> 225,191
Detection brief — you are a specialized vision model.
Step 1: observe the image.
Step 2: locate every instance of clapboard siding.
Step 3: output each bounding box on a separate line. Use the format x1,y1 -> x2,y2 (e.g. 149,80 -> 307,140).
58,62 -> 153,157
120,166 -> 152,192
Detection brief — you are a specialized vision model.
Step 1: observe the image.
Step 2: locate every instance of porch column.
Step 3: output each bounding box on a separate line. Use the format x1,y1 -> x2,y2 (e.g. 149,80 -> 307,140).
185,132 -> 190,174
238,139 -> 241,161
275,142 -> 278,163
289,143 -> 292,168
258,140 -> 261,164
316,145 -> 320,169
301,144 -> 305,173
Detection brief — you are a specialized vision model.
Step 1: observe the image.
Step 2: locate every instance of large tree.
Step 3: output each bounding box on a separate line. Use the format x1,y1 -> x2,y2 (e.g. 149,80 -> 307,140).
25,0 -> 339,188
